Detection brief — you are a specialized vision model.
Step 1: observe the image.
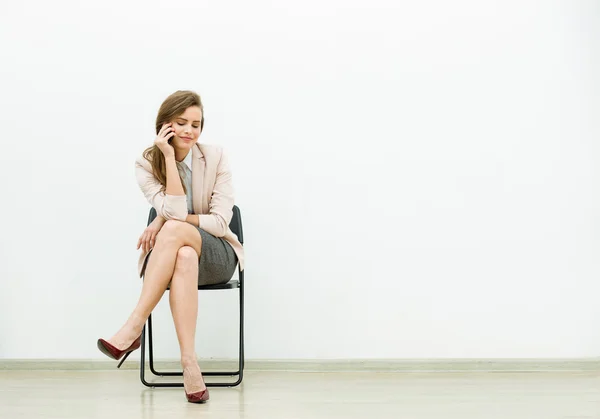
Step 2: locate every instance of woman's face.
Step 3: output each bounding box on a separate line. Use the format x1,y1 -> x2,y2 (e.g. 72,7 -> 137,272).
169,105 -> 203,152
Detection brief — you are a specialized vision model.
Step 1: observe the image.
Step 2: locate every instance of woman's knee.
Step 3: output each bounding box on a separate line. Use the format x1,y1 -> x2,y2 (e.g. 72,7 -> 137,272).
161,220 -> 182,234
174,246 -> 198,273
156,220 -> 184,243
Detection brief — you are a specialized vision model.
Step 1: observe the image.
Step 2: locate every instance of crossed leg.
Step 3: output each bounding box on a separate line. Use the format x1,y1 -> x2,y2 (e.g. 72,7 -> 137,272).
107,220 -> 206,391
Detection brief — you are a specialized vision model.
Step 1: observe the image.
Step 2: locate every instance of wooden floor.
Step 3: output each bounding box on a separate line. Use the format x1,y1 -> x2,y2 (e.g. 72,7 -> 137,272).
1,370 -> 599,418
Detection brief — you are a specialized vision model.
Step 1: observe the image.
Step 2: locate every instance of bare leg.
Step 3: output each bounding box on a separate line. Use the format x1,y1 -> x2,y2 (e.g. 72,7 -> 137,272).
170,246 -> 207,392
107,220 -> 202,350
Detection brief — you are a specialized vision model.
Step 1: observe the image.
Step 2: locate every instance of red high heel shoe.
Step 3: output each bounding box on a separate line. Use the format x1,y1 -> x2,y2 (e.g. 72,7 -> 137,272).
183,367 -> 210,403
97,335 -> 142,367
185,388 -> 210,403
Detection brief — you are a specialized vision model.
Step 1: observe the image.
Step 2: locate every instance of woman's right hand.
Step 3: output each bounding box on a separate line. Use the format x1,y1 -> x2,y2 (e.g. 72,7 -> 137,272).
154,122 -> 175,158
137,216 -> 167,254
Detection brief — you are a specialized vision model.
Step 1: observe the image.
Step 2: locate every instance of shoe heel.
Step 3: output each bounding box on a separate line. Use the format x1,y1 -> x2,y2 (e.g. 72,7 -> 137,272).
117,350 -> 133,369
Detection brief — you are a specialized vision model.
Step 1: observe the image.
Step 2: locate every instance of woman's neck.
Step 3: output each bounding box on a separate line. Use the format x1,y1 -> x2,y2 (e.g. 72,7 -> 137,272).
174,147 -> 189,162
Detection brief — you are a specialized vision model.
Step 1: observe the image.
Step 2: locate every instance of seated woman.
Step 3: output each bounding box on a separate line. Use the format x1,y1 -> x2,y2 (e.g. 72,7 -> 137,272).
97,90 -> 245,404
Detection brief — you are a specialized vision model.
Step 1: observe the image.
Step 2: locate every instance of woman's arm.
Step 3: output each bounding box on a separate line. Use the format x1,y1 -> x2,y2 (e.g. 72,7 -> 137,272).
135,157 -> 188,221
164,155 -> 185,197
136,124 -> 189,221
185,214 -> 199,227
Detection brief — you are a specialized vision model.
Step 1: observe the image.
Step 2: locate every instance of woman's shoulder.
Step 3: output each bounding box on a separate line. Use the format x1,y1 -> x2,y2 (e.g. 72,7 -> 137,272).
197,143 -> 229,165
197,143 -> 225,156
134,150 -> 153,171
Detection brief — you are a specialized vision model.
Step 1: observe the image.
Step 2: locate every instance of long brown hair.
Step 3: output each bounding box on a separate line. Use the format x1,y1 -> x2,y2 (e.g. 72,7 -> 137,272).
142,90 -> 204,194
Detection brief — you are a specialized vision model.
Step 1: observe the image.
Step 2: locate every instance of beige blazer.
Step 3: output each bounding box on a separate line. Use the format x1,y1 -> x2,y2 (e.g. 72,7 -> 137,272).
135,143 -> 245,277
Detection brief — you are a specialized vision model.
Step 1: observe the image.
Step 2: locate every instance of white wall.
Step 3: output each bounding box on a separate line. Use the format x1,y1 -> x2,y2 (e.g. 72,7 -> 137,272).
0,0 -> 598,360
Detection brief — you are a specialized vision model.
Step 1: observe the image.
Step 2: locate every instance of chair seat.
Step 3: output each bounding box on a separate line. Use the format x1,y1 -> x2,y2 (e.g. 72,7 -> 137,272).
166,280 -> 240,291
199,280 -> 240,290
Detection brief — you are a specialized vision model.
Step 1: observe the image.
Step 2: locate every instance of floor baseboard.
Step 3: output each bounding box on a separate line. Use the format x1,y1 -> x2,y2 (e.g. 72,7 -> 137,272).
1,358 -> 599,372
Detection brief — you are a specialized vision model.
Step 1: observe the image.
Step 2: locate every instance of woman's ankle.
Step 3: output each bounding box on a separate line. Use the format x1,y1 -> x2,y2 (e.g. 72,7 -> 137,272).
126,312 -> 146,333
110,315 -> 144,349
182,358 -> 206,392
181,355 -> 199,369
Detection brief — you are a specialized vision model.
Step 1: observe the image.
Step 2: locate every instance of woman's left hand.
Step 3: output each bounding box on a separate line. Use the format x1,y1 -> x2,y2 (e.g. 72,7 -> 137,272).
137,216 -> 167,253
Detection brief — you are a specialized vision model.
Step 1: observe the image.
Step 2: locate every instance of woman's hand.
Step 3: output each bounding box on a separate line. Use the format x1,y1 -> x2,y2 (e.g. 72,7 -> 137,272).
137,216 -> 167,253
154,122 -> 175,159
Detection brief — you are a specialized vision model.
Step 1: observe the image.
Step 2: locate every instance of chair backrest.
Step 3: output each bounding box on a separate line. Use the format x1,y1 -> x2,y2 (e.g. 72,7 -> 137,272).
147,207 -> 157,226
230,205 -> 244,244
146,206 -> 243,245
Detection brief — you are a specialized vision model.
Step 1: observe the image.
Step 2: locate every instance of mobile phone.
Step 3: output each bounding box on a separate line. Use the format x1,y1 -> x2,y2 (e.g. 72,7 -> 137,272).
168,124 -> 174,144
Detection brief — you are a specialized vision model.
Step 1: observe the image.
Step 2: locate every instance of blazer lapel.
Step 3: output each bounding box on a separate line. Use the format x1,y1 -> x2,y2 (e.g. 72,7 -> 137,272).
191,144 -> 205,214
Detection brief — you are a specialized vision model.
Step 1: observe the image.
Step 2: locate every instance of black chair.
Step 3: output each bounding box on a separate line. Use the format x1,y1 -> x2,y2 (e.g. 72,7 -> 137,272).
134,206 -> 245,388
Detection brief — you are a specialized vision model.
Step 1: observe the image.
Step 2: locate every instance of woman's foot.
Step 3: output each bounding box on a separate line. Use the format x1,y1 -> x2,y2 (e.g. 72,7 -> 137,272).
107,314 -> 144,351
183,361 -> 209,403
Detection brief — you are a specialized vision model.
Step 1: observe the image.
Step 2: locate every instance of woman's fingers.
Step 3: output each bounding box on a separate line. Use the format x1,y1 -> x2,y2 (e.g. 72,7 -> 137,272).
141,233 -> 149,253
137,233 -> 146,250
159,123 -> 172,137
137,228 -> 161,253
144,235 -> 151,253
160,128 -> 172,138
154,123 -> 175,157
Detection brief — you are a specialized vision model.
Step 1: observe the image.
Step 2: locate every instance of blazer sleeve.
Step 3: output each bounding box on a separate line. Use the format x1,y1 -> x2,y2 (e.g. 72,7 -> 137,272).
135,157 -> 188,221
198,148 -> 234,237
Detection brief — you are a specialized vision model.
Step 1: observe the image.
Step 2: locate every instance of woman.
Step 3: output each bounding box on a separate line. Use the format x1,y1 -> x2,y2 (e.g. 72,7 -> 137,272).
97,90 -> 245,404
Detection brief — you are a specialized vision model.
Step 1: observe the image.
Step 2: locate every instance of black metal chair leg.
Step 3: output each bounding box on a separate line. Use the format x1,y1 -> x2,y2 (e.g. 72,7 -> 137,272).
147,314 -> 162,377
240,275 -> 245,372
140,325 -> 153,387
